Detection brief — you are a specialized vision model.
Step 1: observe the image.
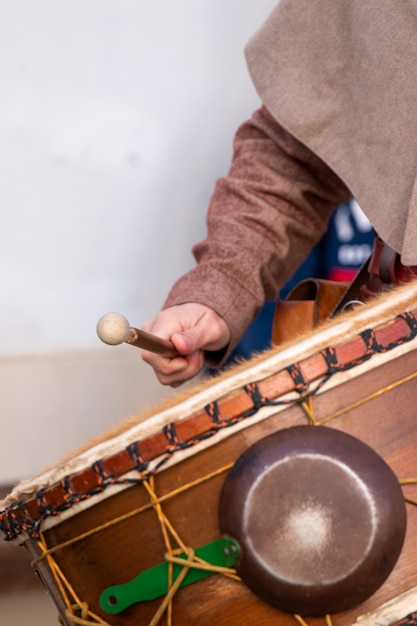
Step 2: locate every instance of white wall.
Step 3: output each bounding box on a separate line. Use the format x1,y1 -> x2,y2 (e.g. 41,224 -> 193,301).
0,1 -> 276,484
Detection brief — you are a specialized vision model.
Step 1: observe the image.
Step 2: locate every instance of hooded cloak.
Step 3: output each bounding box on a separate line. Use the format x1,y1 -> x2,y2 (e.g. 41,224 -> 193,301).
245,0 -> 417,263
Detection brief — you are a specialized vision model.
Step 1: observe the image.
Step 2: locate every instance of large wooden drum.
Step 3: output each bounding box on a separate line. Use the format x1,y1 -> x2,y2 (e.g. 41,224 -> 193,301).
2,282 -> 417,626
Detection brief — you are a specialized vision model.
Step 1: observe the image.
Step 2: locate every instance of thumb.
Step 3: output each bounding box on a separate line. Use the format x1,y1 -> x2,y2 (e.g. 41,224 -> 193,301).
170,328 -> 205,355
171,313 -> 230,356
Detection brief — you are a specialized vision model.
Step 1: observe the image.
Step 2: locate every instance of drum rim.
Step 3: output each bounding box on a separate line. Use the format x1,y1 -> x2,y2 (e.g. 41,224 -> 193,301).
2,285 -> 417,542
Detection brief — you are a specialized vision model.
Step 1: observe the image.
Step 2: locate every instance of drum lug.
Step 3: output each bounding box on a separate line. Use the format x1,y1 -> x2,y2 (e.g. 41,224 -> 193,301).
99,536 -> 241,615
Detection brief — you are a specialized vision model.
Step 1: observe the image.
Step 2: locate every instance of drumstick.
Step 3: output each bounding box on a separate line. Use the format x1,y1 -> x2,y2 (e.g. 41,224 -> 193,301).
96,312 -> 179,358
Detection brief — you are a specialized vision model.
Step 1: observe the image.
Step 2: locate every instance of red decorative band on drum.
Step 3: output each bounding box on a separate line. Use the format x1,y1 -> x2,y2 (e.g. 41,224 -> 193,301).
126,441 -> 149,473
242,382 -> 271,413
1,310 -> 417,542
204,382 -> 273,432
285,363 -> 310,394
162,422 -> 197,453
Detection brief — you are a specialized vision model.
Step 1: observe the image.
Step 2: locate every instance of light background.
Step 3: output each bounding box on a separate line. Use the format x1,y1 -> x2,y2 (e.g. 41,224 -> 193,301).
0,0 -> 276,483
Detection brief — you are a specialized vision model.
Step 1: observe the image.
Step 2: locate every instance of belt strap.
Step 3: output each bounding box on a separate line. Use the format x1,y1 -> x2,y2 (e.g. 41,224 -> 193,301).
333,234 -> 416,315
273,234 -> 416,346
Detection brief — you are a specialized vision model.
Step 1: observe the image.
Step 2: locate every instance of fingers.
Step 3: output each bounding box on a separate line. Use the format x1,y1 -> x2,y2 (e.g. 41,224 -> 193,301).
140,303 -> 230,386
141,349 -> 204,387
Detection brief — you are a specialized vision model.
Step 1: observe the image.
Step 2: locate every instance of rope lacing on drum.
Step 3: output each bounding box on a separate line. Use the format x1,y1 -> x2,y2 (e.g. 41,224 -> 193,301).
31,465 -> 242,626
27,399 -> 417,626
17,500 -> 40,537
126,440 -> 149,473
90,460 -> 117,488
3,307 -> 417,548
0,509 -> 17,541
204,400 -> 230,430
204,378 -> 312,433
162,423 -> 193,454
294,616 -> 333,626
286,363 -> 310,395
204,384 -> 280,430
61,475 -> 84,507
321,312 -> 417,378
35,533 -> 110,625
242,382 -> 273,414
399,311 -> 417,336
141,476 -> 240,626
204,399 -> 245,432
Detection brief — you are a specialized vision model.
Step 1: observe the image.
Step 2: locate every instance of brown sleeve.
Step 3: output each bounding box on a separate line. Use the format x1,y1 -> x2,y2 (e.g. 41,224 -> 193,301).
164,105 -> 351,364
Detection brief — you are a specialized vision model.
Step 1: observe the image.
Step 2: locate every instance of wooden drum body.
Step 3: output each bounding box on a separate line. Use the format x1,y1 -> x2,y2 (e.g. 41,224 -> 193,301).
2,283 -> 417,626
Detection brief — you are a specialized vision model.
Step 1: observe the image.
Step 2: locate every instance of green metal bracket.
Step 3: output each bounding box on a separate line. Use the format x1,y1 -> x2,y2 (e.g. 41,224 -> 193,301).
99,536 -> 240,615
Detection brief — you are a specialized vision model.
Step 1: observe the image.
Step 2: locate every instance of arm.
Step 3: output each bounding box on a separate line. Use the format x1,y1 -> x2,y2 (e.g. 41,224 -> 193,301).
143,106 -> 351,385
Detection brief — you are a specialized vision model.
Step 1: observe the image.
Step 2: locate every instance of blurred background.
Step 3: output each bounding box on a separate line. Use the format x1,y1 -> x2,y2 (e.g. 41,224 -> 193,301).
0,1 -> 277,623
0,0 -> 277,487
0,2 -> 374,623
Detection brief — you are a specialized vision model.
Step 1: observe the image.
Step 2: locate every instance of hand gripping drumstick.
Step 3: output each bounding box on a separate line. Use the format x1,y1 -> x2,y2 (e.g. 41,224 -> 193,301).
96,312 -> 179,358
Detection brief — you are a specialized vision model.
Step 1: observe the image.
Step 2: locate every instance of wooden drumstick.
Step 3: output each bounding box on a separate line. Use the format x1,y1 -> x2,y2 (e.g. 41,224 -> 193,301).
96,312 -> 179,358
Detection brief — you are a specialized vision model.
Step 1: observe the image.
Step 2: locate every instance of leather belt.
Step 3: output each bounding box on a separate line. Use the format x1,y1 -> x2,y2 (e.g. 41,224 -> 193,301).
359,235 -> 417,301
332,234 -> 417,315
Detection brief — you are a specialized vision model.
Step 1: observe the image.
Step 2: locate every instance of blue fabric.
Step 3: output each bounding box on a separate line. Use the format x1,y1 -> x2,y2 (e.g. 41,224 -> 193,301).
222,200 -> 374,365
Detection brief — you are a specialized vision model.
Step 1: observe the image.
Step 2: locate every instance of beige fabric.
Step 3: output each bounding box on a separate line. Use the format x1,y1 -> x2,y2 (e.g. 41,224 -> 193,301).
245,1 -> 417,264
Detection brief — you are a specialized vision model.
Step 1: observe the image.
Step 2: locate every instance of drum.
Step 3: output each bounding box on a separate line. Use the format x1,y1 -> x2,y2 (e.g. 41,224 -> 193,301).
2,282 -> 417,626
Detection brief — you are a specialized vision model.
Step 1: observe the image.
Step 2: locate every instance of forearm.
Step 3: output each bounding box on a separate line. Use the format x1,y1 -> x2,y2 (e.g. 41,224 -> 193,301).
165,106 -> 351,360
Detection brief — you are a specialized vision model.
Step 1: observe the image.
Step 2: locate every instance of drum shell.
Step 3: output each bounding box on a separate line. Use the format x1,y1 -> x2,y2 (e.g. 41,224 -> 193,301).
18,345 -> 417,626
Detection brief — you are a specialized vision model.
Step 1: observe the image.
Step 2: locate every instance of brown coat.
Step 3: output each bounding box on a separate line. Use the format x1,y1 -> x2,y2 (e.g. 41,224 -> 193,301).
246,0 -> 417,265
165,2 -> 417,359
165,108 -> 349,359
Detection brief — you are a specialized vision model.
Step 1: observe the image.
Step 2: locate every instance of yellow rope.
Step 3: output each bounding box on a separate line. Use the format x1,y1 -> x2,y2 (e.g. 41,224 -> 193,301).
149,548 -> 195,626
166,550 -> 240,579
36,535 -> 109,625
144,475 -> 178,626
400,479 -> 417,505
64,607 -> 107,626
141,476 -> 241,625
294,613 -> 332,625
316,369 -> 417,426
32,365 -> 417,626
143,477 -> 187,554
400,477 -> 417,485
32,463 -> 234,566
300,397 -> 317,425
37,537 -> 73,617
36,463 -> 237,625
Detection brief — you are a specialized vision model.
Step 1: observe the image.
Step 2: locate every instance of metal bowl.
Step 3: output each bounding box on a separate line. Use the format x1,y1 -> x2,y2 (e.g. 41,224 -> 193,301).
219,425 -> 406,616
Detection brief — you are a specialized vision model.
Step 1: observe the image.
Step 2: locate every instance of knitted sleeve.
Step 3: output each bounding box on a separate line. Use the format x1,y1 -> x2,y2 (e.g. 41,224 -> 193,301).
164,106 -> 351,363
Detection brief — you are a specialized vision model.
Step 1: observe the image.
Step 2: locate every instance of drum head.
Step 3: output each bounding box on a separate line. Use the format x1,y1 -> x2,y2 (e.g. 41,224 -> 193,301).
219,425 -> 406,616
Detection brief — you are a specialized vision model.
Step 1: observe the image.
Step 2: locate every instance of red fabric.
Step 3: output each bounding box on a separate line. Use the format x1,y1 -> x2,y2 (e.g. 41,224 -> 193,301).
165,107 -> 350,363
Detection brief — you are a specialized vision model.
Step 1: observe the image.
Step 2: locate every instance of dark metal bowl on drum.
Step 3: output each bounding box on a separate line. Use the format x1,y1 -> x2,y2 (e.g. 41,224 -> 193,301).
219,425 -> 407,616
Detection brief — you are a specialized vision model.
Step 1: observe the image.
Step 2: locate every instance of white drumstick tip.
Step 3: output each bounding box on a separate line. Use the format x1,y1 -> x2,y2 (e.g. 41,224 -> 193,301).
96,312 -> 131,345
